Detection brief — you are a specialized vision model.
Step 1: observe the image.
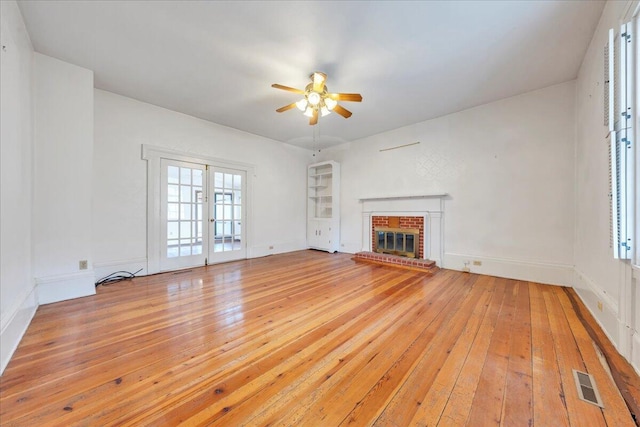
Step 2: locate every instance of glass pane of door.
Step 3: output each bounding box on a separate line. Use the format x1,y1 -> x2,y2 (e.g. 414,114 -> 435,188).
160,159 -> 207,271
209,167 -> 246,263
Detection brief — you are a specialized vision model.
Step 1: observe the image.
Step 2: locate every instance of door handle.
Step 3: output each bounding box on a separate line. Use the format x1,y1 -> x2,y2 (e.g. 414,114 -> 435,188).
210,219 -> 215,223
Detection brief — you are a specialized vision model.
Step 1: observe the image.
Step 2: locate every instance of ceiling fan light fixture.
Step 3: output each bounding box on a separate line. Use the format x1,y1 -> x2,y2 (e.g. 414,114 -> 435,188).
296,99 -> 308,111
303,106 -> 315,117
272,72 -> 362,125
324,97 -> 337,110
307,91 -> 321,106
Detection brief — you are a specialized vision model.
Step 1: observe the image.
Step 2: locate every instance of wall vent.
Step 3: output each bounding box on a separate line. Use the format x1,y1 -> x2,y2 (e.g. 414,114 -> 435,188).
572,369 -> 604,408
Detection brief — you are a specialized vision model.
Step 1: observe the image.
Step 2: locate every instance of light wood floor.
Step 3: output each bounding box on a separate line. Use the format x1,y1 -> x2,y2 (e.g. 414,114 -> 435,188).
0,250 -> 636,426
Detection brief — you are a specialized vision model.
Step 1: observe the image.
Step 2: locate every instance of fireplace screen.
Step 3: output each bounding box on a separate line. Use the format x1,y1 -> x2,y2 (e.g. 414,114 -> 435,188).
375,227 -> 419,258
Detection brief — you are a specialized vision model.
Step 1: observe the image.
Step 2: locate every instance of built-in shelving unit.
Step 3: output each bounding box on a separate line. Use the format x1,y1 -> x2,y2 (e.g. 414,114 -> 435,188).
307,161 -> 340,253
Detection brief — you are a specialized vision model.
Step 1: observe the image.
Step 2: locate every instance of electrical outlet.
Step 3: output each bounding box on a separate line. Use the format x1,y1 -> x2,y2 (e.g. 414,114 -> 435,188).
597,301 -> 603,312
473,260 -> 482,266
268,245 -> 274,250
79,260 -> 88,270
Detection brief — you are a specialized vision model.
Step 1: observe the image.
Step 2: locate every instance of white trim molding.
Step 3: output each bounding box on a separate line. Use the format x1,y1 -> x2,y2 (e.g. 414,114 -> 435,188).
573,268 -> 621,347
250,239 -> 308,259
93,257 -> 148,281
36,271 -> 96,305
632,332 -> 640,375
0,287 -> 38,375
444,252 -> 574,286
359,193 -> 448,202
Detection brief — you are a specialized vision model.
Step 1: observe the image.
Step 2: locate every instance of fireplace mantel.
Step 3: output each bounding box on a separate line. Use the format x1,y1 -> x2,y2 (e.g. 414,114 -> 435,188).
360,194 -> 445,266
359,193 -> 448,202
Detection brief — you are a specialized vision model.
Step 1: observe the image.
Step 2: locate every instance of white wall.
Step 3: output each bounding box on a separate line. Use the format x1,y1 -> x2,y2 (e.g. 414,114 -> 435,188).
0,0 -> 37,375
320,81 -> 577,286
574,0 -> 638,366
92,90 -> 311,277
33,53 -> 96,304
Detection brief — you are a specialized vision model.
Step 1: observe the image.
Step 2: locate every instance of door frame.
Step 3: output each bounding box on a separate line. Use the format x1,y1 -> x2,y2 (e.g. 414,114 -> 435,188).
142,145 -> 255,274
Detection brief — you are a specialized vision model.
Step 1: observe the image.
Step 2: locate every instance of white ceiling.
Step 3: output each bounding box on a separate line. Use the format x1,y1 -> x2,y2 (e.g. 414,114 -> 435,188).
17,0 -> 605,149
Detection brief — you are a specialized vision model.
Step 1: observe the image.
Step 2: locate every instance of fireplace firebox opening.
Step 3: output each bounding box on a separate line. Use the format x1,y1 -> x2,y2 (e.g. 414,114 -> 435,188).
375,227 -> 419,258
371,216 -> 425,259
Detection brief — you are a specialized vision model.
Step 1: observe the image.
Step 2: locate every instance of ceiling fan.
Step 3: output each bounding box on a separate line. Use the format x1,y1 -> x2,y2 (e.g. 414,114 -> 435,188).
272,72 -> 362,125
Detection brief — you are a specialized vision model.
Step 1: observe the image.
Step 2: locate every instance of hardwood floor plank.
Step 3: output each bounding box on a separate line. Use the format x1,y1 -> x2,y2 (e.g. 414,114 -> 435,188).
464,278 -> 519,426
563,287 -> 640,420
556,288 -> 635,426
370,274 -> 489,426
0,251 -> 637,427
404,275 -> 495,425
529,282 -> 570,427
435,277 -> 506,427
543,287 -> 606,426
501,281 -> 533,426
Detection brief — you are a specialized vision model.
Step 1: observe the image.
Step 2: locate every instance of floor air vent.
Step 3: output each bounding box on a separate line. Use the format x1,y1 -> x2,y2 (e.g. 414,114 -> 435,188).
572,369 -> 604,408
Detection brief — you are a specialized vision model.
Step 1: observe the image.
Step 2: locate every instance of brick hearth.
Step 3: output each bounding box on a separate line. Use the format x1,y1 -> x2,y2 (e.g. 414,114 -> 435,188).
353,251 -> 439,275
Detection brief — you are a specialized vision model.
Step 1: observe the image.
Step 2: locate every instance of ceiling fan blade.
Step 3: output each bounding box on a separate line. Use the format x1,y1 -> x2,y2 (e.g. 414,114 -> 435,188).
312,72 -> 327,93
276,102 -> 298,113
327,93 -> 362,102
309,109 -> 319,125
333,104 -> 353,119
271,84 -> 305,94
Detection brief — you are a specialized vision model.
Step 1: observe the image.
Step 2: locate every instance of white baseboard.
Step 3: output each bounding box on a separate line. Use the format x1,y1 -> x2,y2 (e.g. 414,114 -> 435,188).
573,268 -> 619,312
1,287 -> 38,375
573,268 -> 621,353
36,270 -> 96,305
249,240 -> 307,259
339,241 -> 361,255
632,332 -> 640,376
443,252 -> 573,286
93,258 -> 148,282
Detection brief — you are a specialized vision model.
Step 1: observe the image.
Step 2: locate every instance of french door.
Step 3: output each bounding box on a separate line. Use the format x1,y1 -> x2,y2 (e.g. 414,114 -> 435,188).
159,159 -> 246,271
160,160 -> 207,270
208,167 -> 247,263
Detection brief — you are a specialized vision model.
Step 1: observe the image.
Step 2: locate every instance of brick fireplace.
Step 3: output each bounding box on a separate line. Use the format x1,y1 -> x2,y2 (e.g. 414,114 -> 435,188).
372,216 -> 424,259
359,194 -> 445,266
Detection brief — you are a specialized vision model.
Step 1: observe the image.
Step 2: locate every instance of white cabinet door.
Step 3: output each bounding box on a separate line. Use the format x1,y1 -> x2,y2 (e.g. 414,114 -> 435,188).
317,221 -> 332,249
308,219 -> 335,252
307,220 -> 319,248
